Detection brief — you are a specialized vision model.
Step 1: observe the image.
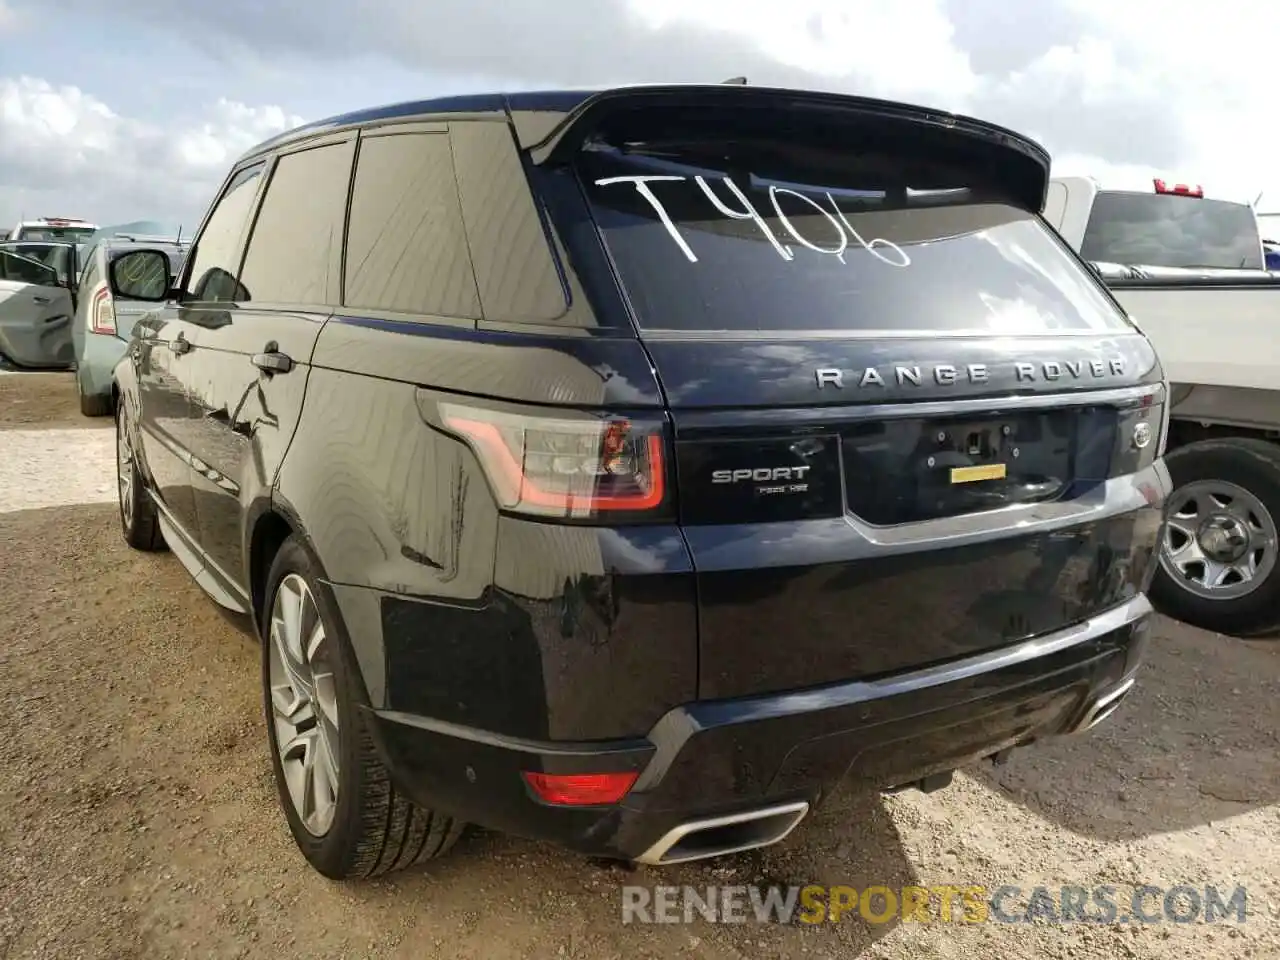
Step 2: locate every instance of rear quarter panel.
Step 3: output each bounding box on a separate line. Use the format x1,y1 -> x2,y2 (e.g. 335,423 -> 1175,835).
274,316 -> 697,740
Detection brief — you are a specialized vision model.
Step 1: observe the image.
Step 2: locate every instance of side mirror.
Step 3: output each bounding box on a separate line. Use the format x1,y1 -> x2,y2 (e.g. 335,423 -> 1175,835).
108,249 -> 172,302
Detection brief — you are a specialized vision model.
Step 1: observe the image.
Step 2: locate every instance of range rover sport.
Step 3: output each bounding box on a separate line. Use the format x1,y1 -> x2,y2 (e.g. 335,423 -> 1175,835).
106,84 -> 1170,879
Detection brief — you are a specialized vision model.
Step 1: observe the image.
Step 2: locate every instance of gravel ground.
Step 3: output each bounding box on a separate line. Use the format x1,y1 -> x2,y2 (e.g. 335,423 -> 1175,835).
1,373 -> 1278,959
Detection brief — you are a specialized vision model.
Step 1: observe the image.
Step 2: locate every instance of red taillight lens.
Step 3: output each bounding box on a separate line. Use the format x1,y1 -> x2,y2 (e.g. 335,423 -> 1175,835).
1153,178 -> 1203,198
90,287 -> 116,334
523,771 -> 638,806
433,400 -> 667,520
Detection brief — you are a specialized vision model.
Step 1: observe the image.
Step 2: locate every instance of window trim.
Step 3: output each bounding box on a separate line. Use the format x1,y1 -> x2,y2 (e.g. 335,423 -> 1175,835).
233,131 -> 358,310
176,158 -> 270,306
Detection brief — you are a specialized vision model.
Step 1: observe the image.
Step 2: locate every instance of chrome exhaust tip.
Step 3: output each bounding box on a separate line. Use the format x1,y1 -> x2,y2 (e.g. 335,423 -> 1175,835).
634,801 -> 810,866
1070,677 -> 1136,734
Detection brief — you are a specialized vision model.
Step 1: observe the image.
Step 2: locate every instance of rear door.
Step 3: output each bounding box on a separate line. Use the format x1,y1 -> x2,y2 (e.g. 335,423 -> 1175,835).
574,99 -> 1165,699
183,134 -> 353,596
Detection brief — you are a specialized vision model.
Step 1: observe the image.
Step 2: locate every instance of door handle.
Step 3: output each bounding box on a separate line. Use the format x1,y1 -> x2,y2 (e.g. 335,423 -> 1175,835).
251,349 -> 293,375
170,333 -> 191,355
32,295 -> 50,304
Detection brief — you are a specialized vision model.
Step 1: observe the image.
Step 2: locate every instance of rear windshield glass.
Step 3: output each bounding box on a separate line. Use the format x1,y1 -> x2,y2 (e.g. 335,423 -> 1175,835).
16,226 -> 97,242
1080,192 -> 1263,270
579,141 -> 1129,334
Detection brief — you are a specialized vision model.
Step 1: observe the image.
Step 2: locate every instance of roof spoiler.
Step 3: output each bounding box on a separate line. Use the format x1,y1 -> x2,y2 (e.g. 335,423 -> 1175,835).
522,84 -> 1052,213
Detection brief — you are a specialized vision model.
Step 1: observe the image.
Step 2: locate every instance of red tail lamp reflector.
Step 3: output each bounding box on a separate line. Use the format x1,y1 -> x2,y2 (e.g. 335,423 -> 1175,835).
523,771 -> 638,806
1153,179 -> 1203,198
438,401 -> 666,518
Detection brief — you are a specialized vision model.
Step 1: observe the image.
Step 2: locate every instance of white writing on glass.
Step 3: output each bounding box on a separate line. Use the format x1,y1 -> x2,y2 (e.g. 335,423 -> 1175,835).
594,175 -> 911,268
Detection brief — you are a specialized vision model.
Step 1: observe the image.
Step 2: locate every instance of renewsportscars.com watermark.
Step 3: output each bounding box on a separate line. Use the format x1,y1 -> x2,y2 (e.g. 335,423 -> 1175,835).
621,884 -> 1250,926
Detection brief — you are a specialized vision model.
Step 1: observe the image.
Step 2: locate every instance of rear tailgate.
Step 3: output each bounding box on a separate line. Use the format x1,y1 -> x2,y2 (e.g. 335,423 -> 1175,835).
573,92 -> 1165,700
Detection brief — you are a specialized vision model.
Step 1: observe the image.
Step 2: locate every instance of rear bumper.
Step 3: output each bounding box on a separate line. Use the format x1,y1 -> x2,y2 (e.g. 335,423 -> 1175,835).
76,332 -> 127,398
367,592 -> 1151,863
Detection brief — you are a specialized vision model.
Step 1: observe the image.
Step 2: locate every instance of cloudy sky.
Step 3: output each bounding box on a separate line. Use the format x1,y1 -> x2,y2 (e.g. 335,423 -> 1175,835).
1,0 -> 1276,229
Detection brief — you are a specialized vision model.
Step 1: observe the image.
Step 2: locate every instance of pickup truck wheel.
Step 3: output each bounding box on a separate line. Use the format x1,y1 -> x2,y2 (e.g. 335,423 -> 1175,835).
1152,439 -> 1280,637
262,536 -> 464,879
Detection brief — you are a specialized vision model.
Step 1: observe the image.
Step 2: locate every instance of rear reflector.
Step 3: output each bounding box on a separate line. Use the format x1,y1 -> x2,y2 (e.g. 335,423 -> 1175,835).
523,771 -> 638,806
1153,179 -> 1203,198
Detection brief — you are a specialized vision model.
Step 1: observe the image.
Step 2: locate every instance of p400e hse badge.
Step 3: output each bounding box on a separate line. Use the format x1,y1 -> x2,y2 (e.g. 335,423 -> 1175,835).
712,466 -> 812,496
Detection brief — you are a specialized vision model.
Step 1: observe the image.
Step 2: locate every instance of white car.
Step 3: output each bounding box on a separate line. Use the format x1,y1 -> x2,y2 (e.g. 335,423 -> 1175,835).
0,241 -> 80,368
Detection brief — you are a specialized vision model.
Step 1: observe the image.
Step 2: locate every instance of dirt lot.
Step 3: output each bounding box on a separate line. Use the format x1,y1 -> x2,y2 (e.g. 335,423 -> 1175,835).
1,373 -> 1278,959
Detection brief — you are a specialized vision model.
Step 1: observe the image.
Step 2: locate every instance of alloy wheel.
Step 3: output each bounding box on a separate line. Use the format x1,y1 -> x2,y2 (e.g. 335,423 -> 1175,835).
1161,480 -> 1278,600
268,574 -> 341,836
116,408 -> 134,530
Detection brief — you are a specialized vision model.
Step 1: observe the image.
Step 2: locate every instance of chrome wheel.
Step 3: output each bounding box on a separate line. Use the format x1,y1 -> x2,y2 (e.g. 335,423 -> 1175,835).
116,408 -> 134,529
268,574 -> 341,836
1161,480 -> 1278,600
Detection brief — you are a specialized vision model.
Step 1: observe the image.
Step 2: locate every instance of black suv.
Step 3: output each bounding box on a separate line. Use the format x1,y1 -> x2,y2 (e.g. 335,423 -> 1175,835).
107,84 -> 1169,879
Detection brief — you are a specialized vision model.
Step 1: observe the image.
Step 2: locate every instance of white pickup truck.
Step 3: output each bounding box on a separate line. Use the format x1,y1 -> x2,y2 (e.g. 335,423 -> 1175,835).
1045,175 -> 1280,637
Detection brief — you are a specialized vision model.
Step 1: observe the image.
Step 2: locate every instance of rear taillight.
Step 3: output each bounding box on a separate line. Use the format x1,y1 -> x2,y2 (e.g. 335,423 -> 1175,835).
1153,178 -> 1203,198
90,287 -> 116,334
419,394 -> 669,521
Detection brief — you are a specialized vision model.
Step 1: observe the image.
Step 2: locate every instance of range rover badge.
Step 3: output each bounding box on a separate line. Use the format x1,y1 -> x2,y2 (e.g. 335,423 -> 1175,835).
814,358 -> 1126,389
1132,421 -> 1152,449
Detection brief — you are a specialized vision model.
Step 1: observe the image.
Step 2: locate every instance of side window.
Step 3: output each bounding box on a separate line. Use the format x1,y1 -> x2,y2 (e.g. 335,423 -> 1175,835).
180,162 -> 265,303
0,249 -> 56,286
344,131 -> 479,319
238,141 -> 354,305
450,121 -> 568,324
78,246 -> 102,295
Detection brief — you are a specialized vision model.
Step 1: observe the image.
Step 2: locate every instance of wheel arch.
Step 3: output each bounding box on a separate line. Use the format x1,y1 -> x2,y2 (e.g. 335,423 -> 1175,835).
247,505 -> 300,634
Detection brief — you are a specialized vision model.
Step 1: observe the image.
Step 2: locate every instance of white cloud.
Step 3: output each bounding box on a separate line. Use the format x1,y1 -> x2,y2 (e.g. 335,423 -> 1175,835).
0,1 -> 20,33
0,76 -> 303,227
628,0 -> 978,105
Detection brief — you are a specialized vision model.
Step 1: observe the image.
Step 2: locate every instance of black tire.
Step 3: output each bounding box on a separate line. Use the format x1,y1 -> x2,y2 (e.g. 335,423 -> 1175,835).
1150,438 -> 1280,638
116,401 -> 165,551
79,386 -> 113,418
261,535 -> 464,880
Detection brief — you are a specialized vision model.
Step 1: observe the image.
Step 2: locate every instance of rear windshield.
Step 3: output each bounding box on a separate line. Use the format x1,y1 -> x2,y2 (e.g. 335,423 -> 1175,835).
15,226 -> 97,242
1080,192 -> 1263,270
579,141 -> 1129,334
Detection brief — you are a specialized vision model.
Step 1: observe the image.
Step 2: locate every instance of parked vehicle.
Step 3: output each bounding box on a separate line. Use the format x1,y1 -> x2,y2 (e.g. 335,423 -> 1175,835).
107,84 -> 1167,879
8,217 -> 98,243
0,240 -> 80,368
72,237 -> 186,415
1047,176 -> 1280,636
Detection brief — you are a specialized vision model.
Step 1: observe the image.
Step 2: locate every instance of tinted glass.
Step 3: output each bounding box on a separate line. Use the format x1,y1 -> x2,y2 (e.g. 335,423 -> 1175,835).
450,121 -> 567,323
238,142 -> 353,305
344,132 -> 479,318
580,143 -> 1130,334
1081,192 -> 1264,270
78,246 -> 102,294
0,243 -> 71,284
181,163 -> 265,303
0,250 -> 56,285
16,226 -> 96,242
